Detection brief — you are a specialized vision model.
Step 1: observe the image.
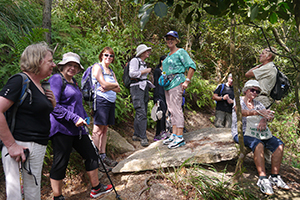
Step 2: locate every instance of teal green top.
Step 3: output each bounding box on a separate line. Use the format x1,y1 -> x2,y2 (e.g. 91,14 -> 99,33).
162,48 -> 196,90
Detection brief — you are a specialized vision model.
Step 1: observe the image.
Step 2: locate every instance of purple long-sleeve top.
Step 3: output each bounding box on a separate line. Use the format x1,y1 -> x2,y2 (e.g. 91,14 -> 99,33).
49,73 -> 88,137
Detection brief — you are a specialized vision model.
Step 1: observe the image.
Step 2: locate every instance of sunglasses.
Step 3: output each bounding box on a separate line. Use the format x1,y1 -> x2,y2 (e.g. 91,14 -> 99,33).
166,38 -> 176,41
249,88 -> 261,94
104,54 -> 114,58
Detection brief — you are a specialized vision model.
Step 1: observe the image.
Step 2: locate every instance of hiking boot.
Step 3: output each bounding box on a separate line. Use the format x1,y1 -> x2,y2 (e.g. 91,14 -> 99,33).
98,161 -> 112,173
140,138 -> 149,147
132,135 -> 142,141
53,195 -> 65,200
103,156 -> 118,167
90,183 -> 113,198
168,136 -> 186,149
154,131 -> 170,141
269,175 -> 290,190
257,178 -> 274,195
163,133 -> 176,145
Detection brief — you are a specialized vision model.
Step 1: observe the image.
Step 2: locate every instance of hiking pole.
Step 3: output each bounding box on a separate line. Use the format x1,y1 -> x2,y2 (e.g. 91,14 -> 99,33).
19,149 -> 30,200
86,127 -> 122,200
19,161 -> 24,200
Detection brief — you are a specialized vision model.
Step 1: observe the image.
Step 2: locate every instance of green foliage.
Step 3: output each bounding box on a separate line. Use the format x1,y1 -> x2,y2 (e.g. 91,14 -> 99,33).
269,92 -> 300,168
158,161 -> 258,199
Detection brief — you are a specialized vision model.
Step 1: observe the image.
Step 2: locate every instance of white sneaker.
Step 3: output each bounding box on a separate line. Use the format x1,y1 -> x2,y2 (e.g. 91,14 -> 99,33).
269,175 -> 290,190
163,133 -> 176,145
167,136 -> 185,149
257,178 -> 274,195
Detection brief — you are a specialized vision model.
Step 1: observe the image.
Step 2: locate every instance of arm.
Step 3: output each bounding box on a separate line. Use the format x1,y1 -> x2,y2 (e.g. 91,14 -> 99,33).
245,64 -> 262,78
92,64 -> 119,91
182,67 -> 195,90
129,58 -> 151,78
49,75 -> 81,125
0,97 -> 27,162
212,93 -> 223,101
111,73 -> 121,93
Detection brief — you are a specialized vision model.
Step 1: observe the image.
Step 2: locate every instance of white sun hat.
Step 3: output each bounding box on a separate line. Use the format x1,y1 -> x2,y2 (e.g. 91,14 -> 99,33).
242,80 -> 261,94
136,44 -> 152,57
57,52 -> 84,70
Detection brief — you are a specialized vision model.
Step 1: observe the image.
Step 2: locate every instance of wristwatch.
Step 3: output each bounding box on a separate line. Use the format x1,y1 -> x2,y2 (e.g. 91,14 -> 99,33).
186,78 -> 191,82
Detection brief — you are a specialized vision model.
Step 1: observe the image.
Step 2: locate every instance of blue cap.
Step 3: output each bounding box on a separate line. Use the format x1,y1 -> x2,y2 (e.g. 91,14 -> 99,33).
164,30 -> 179,39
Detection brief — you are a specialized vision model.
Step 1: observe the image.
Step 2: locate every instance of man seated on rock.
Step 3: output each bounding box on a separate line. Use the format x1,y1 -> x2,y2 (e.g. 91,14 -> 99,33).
231,80 -> 289,196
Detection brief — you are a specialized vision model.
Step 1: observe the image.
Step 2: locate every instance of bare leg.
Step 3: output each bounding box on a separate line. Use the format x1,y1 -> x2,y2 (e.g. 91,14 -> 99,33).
50,178 -> 63,197
87,169 -> 100,187
92,125 -> 108,154
271,144 -> 284,174
253,143 -> 266,176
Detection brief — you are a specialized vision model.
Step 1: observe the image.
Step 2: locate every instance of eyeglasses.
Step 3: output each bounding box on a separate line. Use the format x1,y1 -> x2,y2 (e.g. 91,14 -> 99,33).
166,38 -> 176,41
104,54 -> 114,58
249,88 -> 261,94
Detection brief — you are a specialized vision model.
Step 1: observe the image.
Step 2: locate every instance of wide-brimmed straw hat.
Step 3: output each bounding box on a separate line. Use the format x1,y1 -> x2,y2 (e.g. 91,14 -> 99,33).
136,44 -> 152,57
242,80 -> 261,94
57,52 -> 84,70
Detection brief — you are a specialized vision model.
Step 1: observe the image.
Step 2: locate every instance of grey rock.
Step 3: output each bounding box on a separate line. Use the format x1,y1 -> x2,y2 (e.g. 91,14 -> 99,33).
112,128 -> 237,173
106,128 -> 135,154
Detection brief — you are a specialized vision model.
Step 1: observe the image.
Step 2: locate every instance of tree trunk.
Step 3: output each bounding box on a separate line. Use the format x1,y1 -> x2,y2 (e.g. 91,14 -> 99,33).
43,0 -> 52,44
231,17 -> 246,183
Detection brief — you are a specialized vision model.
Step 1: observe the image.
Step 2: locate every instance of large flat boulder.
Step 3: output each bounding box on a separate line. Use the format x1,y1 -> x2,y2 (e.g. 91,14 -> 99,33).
112,128 -> 238,173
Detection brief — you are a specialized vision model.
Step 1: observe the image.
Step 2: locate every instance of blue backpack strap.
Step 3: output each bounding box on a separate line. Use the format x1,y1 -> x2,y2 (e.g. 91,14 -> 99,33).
8,73 -> 31,133
220,83 -> 225,96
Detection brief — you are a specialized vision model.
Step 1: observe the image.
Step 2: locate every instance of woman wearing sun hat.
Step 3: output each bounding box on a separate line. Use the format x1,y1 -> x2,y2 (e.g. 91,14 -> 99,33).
129,44 -> 154,147
48,52 -> 112,199
231,80 -> 289,196
161,31 -> 196,149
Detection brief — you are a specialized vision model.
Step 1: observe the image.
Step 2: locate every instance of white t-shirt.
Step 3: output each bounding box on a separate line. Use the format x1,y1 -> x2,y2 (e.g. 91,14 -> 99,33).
253,62 -> 277,96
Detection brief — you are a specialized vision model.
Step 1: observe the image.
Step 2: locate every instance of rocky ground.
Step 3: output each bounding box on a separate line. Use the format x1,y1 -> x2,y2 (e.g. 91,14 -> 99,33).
1,110 -> 300,200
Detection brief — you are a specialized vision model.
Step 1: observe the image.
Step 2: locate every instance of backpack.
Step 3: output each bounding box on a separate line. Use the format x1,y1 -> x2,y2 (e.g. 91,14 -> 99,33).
122,58 -> 141,88
81,65 -> 95,102
270,66 -> 290,101
0,73 -> 32,150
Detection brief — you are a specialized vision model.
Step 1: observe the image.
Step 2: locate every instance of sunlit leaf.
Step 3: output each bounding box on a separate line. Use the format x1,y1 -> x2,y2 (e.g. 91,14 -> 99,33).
269,12 -> 278,24
139,6 -> 154,30
250,4 -> 258,21
154,2 -> 168,18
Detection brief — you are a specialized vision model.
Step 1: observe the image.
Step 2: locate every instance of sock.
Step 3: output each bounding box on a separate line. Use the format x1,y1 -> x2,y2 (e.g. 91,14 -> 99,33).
100,153 -> 106,160
259,176 -> 268,180
92,183 -> 101,190
271,174 -> 279,178
54,195 -> 64,200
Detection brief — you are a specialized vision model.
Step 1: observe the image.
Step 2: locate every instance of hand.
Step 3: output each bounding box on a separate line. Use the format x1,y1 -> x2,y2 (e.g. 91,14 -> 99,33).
257,109 -> 275,122
257,118 -> 267,131
75,117 -> 88,127
45,90 -> 56,108
181,81 -> 189,90
223,94 -> 229,100
98,86 -> 108,93
7,142 -> 27,162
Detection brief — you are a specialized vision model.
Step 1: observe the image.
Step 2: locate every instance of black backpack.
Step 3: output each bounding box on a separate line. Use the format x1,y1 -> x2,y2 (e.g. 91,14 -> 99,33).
270,65 -> 290,100
122,58 -> 142,88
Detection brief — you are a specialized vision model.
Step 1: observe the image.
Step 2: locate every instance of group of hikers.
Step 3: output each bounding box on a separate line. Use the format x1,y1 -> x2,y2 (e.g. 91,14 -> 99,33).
0,28 -> 290,200
213,47 -> 290,196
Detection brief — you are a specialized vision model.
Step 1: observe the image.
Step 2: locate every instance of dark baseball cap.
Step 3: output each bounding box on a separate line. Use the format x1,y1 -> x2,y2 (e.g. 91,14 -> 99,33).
164,30 -> 179,38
